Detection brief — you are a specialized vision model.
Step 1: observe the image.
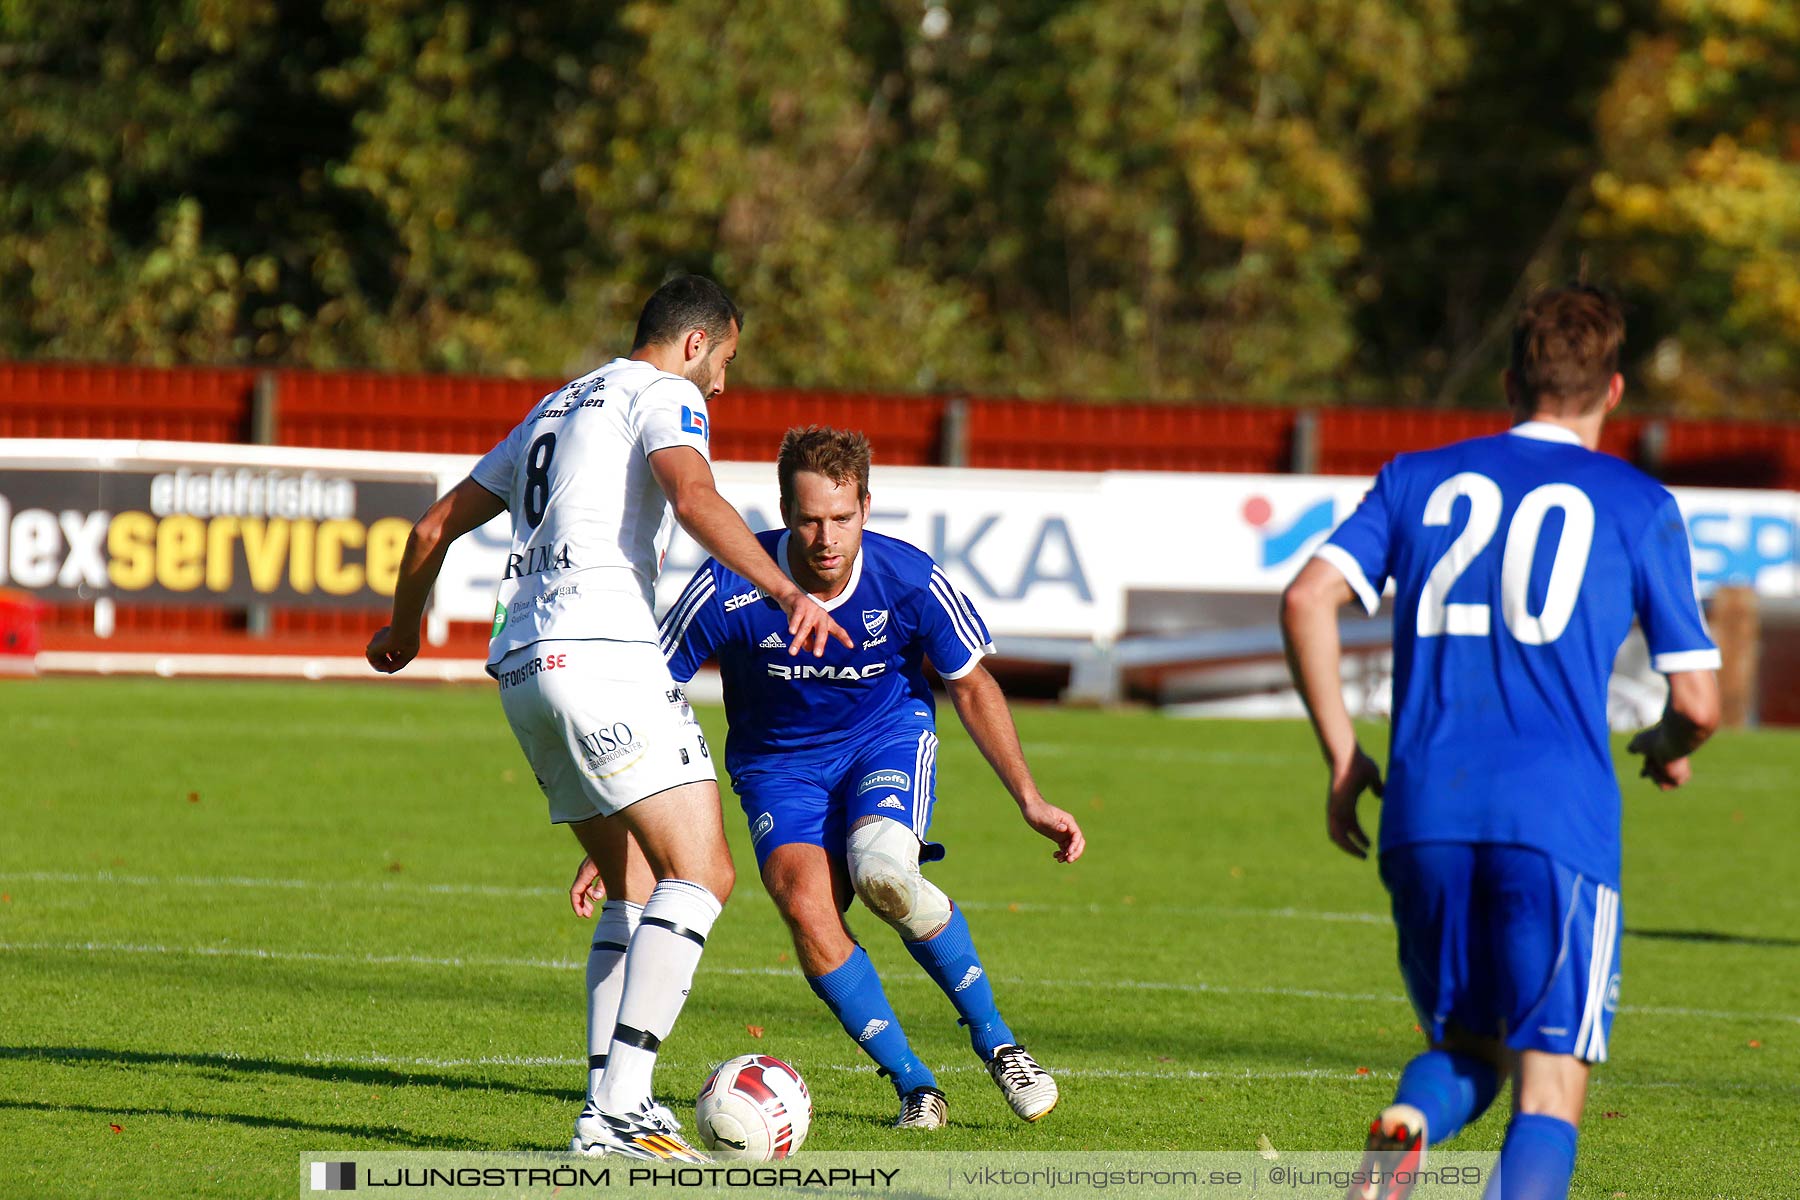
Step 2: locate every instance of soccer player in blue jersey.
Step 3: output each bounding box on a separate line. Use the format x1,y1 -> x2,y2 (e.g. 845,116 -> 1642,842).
573,426 -> 1085,1130
1281,286 -> 1721,1200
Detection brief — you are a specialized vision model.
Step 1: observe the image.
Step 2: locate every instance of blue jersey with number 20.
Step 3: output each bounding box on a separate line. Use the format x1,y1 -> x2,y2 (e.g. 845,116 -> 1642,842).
1318,422 -> 1719,887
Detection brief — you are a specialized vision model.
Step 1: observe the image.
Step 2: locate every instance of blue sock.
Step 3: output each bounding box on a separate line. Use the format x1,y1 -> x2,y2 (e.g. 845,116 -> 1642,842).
1491,1113 -> 1578,1200
904,904 -> 1016,1059
808,946 -> 936,1096
1393,1049 -> 1501,1143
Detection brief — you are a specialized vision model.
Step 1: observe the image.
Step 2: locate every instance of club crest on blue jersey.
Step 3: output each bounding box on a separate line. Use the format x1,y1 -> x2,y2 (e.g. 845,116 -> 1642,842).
863,609 -> 889,639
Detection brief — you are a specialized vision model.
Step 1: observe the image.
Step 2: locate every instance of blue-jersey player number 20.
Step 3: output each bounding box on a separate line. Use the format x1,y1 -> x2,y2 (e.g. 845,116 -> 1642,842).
1415,474 -> 1595,644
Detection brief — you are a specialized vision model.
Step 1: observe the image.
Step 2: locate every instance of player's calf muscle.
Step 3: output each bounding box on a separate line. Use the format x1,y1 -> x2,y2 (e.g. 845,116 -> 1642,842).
1514,1051 -> 1588,1124
763,847 -> 855,972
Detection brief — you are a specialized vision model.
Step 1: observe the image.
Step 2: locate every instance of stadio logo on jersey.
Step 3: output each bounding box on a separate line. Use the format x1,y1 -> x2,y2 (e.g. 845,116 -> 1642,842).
577,722 -> 645,776
724,588 -> 764,612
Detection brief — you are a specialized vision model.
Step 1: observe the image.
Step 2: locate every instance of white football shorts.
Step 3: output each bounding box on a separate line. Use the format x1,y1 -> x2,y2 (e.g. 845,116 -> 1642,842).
494,640 -> 715,823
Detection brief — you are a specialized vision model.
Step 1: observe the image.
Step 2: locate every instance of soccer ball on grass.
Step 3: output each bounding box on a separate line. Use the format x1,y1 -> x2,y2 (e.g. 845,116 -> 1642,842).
693,1054 -> 812,1160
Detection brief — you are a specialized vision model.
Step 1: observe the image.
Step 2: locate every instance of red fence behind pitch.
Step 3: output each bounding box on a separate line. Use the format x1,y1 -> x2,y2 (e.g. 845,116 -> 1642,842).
8,360 -> 1798,485
962,400 -> 1294,474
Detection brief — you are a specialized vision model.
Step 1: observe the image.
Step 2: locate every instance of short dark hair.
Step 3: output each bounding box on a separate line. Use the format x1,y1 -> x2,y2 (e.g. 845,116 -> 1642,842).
1509,285 -> 1626,413
631,275 -> 743,352
778,426 -> 871,513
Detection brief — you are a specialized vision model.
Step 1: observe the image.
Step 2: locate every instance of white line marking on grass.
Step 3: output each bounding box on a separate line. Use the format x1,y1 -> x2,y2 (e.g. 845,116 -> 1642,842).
9,940 -> 1798,1027
1031,976 -> 1409,1004
0,940 -> 583,972
29,1045 -> 1781,1097
704,966 -> 1410,1005
305,1053 -> 587,1070
0,870 -> 560,900
1,870 -> 1388,925
959,900 -> 1390,925
289,1051 -> 1393,1085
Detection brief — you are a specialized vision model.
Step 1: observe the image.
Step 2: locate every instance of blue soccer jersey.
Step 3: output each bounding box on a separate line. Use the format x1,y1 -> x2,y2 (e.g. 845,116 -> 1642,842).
658,529 -> 995,776
1318,422 -> 1719,887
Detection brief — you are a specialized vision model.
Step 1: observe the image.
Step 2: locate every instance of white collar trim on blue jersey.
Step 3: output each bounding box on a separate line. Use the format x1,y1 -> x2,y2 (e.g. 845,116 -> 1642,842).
1509,420 -> 1584,446
774,529 -> 864,612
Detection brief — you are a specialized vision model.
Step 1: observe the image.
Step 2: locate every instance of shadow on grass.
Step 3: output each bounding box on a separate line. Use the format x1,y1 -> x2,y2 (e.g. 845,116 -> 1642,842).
1625,928 -> 1800,949
0,1098 -> 489,1150
0,1044 -> 574,1103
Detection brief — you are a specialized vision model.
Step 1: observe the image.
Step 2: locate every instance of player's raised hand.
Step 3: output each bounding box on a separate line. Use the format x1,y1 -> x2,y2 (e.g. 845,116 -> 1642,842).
1326,746 -> 1383,860
569,855 -> 605,918
781,591 -> 855,657
1627,728 -> 1693,791
365,624 -> 420,674
1021,799 -> 1086,863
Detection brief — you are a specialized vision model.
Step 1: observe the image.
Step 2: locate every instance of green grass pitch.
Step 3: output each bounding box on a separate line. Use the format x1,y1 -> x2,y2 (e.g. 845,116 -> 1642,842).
2,677 -> 1796,1197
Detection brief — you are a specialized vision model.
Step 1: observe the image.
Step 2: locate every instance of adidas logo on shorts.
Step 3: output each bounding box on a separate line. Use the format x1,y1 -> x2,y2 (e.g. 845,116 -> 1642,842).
877,795 -> 905,811
758,632 -> 787,649
954,966 -> 984,993
858,1019 -> 890,1043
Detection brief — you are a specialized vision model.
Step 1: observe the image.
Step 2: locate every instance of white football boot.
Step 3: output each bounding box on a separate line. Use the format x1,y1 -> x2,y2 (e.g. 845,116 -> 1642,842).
985,1044 -> 1058,1121
572,1099 -> 711,1161
894,1085 -> 949,1130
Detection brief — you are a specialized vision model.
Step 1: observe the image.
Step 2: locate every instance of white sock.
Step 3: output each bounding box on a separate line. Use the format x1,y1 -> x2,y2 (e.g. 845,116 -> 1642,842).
585,899 -> 643,1105
593,879 -> 722,1113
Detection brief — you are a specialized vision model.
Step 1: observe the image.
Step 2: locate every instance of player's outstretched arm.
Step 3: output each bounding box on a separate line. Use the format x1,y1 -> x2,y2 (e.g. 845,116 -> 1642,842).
648,446 -> 852,657
1626,669 -> 1720,791
366,477 -> 506,674
943,662 -> 1085,863
1281,557 -> 1384,859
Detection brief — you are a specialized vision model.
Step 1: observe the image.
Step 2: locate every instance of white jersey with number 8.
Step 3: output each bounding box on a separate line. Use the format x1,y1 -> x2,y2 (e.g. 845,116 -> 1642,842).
471,357 -> 711,669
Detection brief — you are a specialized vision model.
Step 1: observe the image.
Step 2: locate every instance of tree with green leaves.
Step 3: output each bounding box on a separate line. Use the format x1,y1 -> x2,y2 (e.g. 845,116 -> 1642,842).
1,0 -> 1794,414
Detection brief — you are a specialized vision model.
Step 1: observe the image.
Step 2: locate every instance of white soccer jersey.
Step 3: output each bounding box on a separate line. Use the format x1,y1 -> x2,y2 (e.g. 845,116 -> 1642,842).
471,357 -> 711,666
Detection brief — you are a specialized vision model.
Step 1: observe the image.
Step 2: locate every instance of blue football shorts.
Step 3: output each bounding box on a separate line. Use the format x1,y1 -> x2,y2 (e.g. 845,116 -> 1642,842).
1380,842 -> 1622,1063
731,727 -> 945,871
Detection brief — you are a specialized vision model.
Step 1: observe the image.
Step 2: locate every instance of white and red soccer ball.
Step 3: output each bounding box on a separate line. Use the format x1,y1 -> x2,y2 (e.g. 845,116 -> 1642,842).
694,1054 -> 812,1160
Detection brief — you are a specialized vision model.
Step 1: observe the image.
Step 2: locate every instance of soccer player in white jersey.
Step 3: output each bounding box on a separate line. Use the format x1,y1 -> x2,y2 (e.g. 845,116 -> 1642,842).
572,427 -> 1084,1129
366,276 -> 851,1161
1281,286 -> 1720,1200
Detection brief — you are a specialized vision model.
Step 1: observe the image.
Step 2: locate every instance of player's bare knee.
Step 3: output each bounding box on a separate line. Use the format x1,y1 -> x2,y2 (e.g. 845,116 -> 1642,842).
845,818 -> 950,939
659,854 -> 733,904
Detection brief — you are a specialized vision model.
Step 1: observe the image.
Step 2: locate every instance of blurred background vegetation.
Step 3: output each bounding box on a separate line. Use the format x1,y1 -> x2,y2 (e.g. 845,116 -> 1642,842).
2,0 -> 1796,413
